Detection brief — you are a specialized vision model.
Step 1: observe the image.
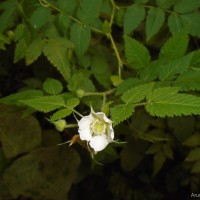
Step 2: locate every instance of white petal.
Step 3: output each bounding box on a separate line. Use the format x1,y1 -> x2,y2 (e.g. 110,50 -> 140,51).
89,135 -> 109,152
78,115 -> 93,141
96,112 -> 112,123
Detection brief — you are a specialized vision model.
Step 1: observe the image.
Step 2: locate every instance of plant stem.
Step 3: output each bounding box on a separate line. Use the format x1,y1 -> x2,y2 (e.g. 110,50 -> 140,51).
84,89 -> 116,97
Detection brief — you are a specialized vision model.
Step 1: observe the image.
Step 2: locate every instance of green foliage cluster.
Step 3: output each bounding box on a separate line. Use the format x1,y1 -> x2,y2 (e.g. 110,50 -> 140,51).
0,0 -> 200,199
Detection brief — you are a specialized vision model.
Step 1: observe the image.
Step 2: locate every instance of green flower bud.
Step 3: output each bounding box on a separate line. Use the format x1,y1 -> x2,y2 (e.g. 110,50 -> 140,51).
76,89 -> 85,98
53,120 -> 67,132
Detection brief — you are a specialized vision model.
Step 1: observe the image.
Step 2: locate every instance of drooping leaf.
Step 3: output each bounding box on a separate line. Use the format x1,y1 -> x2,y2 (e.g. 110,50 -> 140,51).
0,90 -> 43,105
156,0 -> 177,9
58,0 -> 77,13
159,53 -> 193,81
25,37 -> 45,65
30,6 -> 51,28
146,87 -> 200,117
123,4 -> 145,34
124,35 -> 151,69
43,38 -> 74,82
42,78 -> 63,95
183,134 -> 200,147
0,107 -> 41,158
70,23 -> 91,56
20,96 -> 65,112
110,103 -> 134,125
159,30 -> 189,61
174,0 -> 200,13
153,151 -> 166,176
146,7 -> 165,41
121,82 -> 154,104
3,147 -> 80,200
14,38 -> 28,63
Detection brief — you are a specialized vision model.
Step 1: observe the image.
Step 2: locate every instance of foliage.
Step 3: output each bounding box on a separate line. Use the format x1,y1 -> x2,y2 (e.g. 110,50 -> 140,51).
0,0 -> 200,199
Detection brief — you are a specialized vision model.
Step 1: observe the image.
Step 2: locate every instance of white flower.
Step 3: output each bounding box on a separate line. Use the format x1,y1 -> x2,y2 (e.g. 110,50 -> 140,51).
78,110 -> 114,152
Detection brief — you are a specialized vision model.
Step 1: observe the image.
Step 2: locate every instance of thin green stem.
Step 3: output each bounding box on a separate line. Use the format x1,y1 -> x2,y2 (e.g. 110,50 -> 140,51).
101,93 -> 106,112
66,124 -> 78,128
133,102 -> 147,107
64,105 -> 83,118
84,89 -> 116,97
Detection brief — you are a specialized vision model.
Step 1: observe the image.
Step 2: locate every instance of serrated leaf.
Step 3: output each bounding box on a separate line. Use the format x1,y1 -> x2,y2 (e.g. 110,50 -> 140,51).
146,7 -> 165,41
153,151 -> 166,176
25,37 -> 45,65
43,38 -> 74,81
123,4 -> 145,34
30,6 -> 51,28
42,78 -> 63,95
156,0 -> 177,9
180,13 -> 200,37
173,70 -> 200,91
159,53 -> 193,81
185,148 -> 200,162
110,103 -> 134,125
168,13 -> 183,34
14,38 -> 28,63
70,23 -> 91,56
19,96 -> 65,113
50,108 -> 72,121
121,82 -> 154,104
174,0 -> 200,13
66,98 -> 80,108
116,78 -> 144,95
124,35 -> 151,69
159,30 -> 189,61
77,0 -> 102,24
58,0 -> 77,13
0,90 -> 43,105
146,88 -> 200,117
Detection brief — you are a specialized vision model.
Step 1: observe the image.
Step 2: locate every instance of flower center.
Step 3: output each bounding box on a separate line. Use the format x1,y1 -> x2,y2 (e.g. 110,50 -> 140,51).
90,119 -> 106,136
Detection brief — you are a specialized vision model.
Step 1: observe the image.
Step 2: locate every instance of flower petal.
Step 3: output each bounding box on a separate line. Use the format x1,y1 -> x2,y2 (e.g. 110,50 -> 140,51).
78,115 -> 93,141
89,135 -> 109,152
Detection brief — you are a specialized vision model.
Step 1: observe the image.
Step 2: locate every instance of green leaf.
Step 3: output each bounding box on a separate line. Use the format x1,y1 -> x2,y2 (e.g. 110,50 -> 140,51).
174,0 -> 200,13
58,0 -> 77,13
0,0 -> 17,32
146,87 -> 200,117
0,90 -> 43,105
173,70 -> 200,91
14,38 -> 28,63
43,38 -> 74,81
153,151 -> 166,176
135,0 -> 149,4
146,143 -> 162,154
168,13 -> 183,34
156,0 -> 177,9
0,109 -> 41,158
192,161 -> 200,173
42,78 -> 63,95
91,56 -> 111,88
66,98 -> 80,108
3,147 -> 80,200
67,72 -> 95,92
116,78 -> 144,95
159,53 -> 193,81
185,148 -> 200,162
183,134 -> 200,147
110,103 -> 134,125
77,0 -> 102,24
123,4 -> 145,34
163,144 -> 173,159
20,96 -> 65,113
50,108 -> 72,121
124,35 -> 151,69
25,37 -> 45,65
70,23 -> 91,56
30,6 -> 51,28
159,30 -> 189,61
180,13 -> 200,37
146,7 -> 165,41
121,82 -> 154,104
